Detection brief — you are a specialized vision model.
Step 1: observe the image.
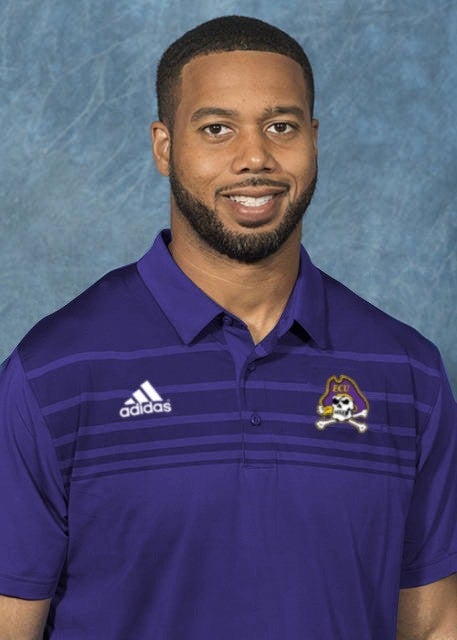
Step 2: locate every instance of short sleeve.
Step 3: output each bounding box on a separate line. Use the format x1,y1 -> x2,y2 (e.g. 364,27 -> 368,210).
0,350 -> 68,599
400,357 -> 457,588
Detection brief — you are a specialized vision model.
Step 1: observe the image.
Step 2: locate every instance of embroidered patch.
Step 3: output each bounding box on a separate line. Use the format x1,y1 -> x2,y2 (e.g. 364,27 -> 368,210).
316,375 -> 369,433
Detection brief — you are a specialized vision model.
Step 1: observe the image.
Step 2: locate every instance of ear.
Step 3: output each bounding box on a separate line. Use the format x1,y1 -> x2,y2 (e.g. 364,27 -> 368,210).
311,118 -> 319,156
150,121 -> 171,176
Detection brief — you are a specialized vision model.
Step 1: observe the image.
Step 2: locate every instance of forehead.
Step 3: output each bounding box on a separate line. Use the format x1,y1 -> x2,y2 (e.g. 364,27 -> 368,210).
176,50 -> 308,118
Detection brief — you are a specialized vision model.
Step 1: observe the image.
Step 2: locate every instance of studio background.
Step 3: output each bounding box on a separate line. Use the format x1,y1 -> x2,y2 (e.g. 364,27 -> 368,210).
1,0 -> 456,392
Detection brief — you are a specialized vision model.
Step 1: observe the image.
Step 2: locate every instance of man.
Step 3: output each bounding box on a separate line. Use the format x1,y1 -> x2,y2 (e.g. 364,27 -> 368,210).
0,15 -> 456,639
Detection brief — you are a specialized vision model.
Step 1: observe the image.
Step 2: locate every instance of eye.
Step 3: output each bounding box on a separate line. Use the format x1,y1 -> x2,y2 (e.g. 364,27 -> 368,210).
202,123 -> 231,137
267,121 -> 297,134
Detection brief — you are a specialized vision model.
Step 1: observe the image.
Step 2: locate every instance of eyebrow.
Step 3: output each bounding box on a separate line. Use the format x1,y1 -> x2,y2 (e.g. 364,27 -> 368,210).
262,105 -> 306,121
190,107 -> 238,122
190,105 -> 307,123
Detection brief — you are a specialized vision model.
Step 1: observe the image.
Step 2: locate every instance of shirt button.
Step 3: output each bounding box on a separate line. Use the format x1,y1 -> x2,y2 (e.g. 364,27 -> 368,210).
250,413 -> 262,427
247,362 -> 256,372
222,315 -> 233,326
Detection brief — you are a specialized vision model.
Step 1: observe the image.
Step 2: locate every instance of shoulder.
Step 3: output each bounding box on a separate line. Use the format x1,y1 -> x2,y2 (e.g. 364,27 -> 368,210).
17,261 -> 172,374
320,269 -> 440,368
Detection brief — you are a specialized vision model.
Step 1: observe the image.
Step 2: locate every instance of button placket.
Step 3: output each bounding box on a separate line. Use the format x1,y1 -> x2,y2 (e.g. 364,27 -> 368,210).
245,358 -> 261,430
221,320 -> 273,467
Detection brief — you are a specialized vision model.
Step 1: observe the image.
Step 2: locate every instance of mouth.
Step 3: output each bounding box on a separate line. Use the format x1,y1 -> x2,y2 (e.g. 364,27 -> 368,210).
216,180 -> 290,226
219,190 -> 287,227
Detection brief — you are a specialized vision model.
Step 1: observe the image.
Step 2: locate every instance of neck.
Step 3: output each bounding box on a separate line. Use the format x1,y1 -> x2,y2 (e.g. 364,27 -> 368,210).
169,218 -> 302,344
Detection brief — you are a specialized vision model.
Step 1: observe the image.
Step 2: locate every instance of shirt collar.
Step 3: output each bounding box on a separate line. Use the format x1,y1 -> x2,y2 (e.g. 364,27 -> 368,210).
292,245 -> 328,349
137,230 -> 223,345
137,229 -> 328,349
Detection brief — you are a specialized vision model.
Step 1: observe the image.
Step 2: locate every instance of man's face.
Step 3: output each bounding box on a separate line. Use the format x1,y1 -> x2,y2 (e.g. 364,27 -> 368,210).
153,50 -> 318,263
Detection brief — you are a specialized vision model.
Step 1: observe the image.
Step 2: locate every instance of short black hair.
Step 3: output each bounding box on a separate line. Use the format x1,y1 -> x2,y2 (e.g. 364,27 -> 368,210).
156,15 -> 315,128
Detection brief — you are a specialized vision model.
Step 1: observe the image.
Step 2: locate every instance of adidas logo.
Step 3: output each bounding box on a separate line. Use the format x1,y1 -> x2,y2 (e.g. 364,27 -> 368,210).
120,381 -> 172,418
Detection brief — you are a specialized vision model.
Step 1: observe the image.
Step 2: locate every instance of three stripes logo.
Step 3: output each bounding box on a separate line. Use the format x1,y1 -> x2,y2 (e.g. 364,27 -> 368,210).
119,380 -> 172,418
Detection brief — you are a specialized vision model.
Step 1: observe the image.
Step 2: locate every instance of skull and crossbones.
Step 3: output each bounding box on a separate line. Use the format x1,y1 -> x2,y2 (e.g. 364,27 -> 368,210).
316,393 -> 368,433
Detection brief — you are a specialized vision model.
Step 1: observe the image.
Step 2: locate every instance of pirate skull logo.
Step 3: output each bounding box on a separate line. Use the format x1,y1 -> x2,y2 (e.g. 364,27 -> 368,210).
315,375 -> 369,433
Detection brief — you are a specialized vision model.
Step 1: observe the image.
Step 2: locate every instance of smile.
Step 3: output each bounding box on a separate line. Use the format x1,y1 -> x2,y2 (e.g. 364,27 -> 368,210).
229,194 -> 275,207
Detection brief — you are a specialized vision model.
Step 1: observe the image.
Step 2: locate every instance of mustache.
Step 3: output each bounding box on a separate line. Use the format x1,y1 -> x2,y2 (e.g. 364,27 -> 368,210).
215,178 -> 290,195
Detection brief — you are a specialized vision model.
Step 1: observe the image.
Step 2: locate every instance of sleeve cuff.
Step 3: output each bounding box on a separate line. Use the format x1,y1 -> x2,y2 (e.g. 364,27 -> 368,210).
0,572 -> 56,600
400,551 -> 457,589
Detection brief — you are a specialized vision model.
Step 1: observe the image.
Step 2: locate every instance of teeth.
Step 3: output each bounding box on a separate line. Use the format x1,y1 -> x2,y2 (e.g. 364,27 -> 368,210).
229,194 -> 274,207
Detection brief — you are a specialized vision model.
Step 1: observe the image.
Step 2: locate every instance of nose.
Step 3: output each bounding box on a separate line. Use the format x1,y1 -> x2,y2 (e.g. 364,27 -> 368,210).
230,128 -> 277,174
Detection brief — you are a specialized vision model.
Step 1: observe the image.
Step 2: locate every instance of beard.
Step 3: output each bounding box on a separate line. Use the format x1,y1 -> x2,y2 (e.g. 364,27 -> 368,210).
168,159 -> 318,264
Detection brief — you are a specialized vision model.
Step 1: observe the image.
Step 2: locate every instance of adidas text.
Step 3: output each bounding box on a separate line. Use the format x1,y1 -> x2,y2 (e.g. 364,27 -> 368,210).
120,401 -> 172,418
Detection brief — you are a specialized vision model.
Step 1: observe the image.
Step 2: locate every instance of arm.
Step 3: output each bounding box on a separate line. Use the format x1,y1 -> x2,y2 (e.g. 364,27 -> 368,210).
396,573 -> 457,640
0,595 -> 51,640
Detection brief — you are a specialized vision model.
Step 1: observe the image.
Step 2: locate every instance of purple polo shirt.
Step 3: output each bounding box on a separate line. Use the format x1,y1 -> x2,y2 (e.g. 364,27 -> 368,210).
0,230 -> 456,639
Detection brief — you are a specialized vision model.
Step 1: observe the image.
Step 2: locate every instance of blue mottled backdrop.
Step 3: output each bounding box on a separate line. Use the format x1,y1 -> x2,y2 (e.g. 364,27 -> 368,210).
1,1 -> 456,392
